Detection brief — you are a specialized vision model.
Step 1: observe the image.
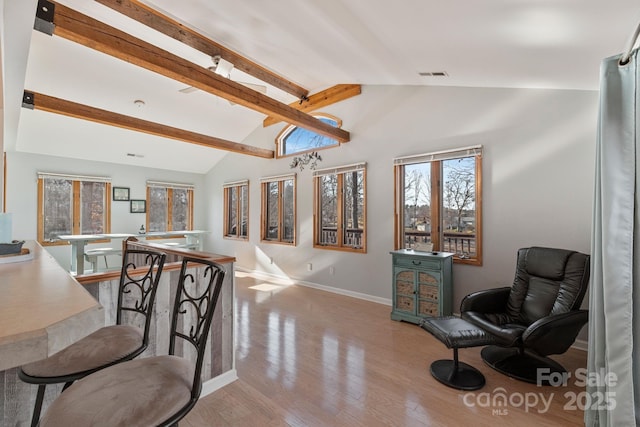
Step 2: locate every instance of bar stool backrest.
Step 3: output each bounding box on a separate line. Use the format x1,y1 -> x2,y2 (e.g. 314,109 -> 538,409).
169,256 -> 226,401
117,249 -> 167,348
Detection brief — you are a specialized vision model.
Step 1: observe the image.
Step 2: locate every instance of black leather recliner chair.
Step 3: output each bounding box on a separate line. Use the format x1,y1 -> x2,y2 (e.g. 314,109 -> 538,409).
461,246 -> 590,384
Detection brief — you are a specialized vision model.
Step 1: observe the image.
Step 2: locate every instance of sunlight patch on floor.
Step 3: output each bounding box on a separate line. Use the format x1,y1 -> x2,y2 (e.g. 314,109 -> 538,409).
249,283 -> 288,292
235,270 -> 296,286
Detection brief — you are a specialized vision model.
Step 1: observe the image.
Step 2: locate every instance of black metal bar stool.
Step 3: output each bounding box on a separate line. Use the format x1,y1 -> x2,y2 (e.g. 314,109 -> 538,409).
18,247 -> 166,426
419,316 -> 496,390
38,256 -> 226,426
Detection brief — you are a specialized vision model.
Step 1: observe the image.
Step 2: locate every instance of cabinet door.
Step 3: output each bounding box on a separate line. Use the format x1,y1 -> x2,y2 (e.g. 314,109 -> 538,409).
417,270 -> 441,317
393,268 -> 415,314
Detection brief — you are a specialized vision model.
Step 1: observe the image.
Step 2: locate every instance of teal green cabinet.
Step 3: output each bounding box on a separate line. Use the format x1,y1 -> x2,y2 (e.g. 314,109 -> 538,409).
390,250 -> 453,323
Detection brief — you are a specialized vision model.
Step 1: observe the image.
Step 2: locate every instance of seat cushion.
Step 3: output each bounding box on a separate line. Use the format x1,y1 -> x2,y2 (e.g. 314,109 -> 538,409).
462,312 -> 526,347
420,316 -> 497,349
20,325 -> 144,380
39,355 -> 194,427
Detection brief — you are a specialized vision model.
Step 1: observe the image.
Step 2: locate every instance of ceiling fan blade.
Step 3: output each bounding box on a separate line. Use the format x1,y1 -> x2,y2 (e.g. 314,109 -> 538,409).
179,77 -> 267,107
179,86 -> 199,94
238,81 -> 267,94
180,56 -> 267,97
227,81 -> 269,105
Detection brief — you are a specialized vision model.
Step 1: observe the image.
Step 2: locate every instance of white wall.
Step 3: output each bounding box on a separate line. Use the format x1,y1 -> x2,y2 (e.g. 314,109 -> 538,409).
5,84 -> 597,334
5,151 -> 206,269
204,85 -> 598,314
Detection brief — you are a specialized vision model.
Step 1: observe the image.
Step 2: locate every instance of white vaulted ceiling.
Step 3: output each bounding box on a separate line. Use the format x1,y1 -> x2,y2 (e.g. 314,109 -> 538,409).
2,0 -> 639,173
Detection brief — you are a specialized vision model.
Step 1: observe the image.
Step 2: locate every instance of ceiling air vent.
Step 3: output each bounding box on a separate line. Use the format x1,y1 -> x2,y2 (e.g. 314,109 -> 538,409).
419,71 -> 449,77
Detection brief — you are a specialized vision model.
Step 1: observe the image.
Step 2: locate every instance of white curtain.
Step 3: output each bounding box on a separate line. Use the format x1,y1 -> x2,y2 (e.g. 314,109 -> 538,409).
587,49 -> 640,426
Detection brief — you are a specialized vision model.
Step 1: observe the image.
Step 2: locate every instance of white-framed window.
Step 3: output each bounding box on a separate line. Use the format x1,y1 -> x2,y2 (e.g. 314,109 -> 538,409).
146,181 -> 194,233
261,173 -> 296,245
37,172 -> 111,245
223,180 -> 249,240
275,113 -> 342,158
394,146 -> 483,265
313,162 -> 366,252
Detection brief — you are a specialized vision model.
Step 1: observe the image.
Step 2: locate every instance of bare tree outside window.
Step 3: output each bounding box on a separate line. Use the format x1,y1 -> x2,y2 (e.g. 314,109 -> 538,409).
38,176 -> 111,244
224,182 -> 248,239
266,182 -> 279,240
395,152 -> 482,264
80,181 -> 106,235
226,186 -> 238,236
261,177 -> 296,245
172,188 -> 188,231
319,175 -> 338,245
147,184 -> 193,233
403,165 -> 431,244
276,114 -> 342,157
344,171 -> 364,248
443,158 -> 475,234
43,179 -> 73,241
282,179 -> 295,243
148,187 -> 168,232
315,166 -> 366,252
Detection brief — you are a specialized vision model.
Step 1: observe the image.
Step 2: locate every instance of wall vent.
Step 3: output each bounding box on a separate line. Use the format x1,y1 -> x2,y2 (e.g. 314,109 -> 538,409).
419,71 -> 448,77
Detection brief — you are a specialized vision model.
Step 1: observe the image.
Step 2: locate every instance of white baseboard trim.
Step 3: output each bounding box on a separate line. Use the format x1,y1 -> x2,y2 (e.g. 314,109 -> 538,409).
236,268 -> 590,351
200,369 -> 238,398
236,267 -> 392,306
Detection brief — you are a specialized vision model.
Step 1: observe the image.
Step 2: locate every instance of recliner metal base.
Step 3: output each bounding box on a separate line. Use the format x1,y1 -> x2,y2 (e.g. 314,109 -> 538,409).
481,346 -> 566,385
430,359 -> 486,391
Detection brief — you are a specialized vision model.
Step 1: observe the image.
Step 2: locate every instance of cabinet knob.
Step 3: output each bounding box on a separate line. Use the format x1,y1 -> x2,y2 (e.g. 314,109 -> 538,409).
412,260 -> 420,266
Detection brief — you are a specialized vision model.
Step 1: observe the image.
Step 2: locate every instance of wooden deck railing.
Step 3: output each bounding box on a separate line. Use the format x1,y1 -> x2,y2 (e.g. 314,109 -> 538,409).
318,227 -> 475,255
404,230 -> 476,256
319,227 -> 363,247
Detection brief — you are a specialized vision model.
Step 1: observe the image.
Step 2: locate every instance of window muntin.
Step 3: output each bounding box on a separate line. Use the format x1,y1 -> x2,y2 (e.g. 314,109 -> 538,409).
261,174 -> 296,245
314,163 -> 366,252
276,113 -> 342,158
146,181 -> 193,233
394,147 -> 482,265
223,181 -> 249,239
37,174 -> 111,245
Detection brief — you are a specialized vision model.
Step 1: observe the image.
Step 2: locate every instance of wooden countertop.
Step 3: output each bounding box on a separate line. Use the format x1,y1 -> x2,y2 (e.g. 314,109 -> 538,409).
0,241 -> 103,371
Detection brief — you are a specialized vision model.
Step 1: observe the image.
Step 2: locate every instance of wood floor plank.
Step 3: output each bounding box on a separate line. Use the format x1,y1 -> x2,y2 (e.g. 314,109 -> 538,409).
184,273 -> 587,426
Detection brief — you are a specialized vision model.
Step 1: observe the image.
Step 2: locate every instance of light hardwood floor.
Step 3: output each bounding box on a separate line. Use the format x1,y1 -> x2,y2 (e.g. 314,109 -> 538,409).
184,272 -> 587,426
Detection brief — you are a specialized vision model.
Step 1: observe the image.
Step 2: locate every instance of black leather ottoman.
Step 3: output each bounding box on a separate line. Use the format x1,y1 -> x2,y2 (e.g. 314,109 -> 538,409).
419,316 -> 496,390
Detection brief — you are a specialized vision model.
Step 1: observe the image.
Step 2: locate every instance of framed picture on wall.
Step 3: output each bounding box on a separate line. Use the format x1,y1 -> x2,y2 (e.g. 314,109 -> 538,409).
113,187 -> 130,201
130,200 -> 146,213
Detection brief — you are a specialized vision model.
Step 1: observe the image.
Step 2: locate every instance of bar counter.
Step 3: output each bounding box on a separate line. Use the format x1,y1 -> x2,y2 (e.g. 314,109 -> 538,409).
0,240 -> 103,371
0,240 -> 236,425
0,241 -> 104,425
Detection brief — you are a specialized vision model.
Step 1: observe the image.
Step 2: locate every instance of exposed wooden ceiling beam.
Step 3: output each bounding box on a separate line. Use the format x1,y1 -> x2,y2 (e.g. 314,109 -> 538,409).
36,1 -> 350,143
263,84 -> 361,127
22,91 -> 275,159
95,0 -> 309,99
